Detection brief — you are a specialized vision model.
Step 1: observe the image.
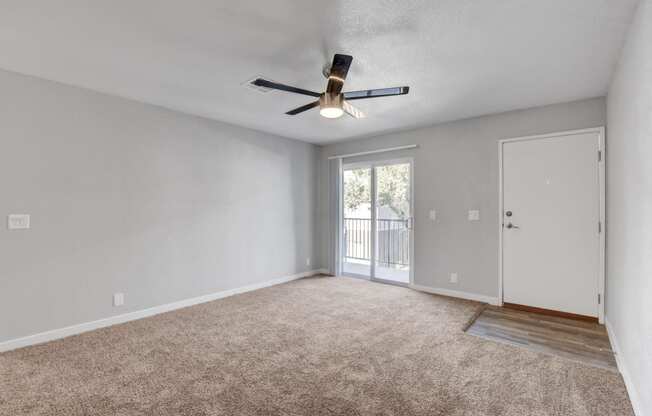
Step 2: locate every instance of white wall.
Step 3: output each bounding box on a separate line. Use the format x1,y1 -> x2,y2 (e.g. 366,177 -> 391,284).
318,98 -> 606,299
0,69 -> 318,344
606,0 -> 652,414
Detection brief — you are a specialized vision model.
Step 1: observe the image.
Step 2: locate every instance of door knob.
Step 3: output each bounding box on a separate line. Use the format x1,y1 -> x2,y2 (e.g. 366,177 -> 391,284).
506,222 -> 520,229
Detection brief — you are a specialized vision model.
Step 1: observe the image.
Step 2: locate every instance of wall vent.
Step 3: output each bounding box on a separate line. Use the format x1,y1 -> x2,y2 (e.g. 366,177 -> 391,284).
243,76 -> 274,93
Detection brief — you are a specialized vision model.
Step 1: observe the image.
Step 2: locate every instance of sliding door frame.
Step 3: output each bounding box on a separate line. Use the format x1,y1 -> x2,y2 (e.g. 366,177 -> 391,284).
340,157 -> 415,286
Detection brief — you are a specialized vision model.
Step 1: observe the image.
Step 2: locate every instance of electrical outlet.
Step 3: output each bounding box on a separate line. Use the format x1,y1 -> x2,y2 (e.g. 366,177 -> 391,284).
468,210 -> 480,221
450,273 -> 458,284
113,293 -> 124,307
306,257 -> 311,267
429,209 -> 437,221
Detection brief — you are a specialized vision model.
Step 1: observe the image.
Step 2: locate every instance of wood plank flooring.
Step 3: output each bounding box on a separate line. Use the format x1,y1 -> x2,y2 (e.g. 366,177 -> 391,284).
466,305 -> 617,370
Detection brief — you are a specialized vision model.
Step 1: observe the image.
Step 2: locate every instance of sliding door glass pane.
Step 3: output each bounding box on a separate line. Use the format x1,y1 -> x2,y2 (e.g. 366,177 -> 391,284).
342,167 -> 371,277
374,163 -> 411,283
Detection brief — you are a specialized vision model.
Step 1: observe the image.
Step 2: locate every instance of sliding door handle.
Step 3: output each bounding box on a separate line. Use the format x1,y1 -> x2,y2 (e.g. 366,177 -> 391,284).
406,217 -> 414,230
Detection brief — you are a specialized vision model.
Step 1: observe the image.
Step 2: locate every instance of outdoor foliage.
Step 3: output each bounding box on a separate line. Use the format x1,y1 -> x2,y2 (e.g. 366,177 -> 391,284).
343,164 -> 410,218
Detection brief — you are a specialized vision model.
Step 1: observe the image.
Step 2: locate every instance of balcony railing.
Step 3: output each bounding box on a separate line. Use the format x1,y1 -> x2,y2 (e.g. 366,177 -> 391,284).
344,218 -> 410,267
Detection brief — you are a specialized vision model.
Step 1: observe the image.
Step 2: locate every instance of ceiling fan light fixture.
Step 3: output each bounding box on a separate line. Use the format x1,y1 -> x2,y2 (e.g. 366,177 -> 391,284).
319,93 -> 344,119
320,107 -> 344,119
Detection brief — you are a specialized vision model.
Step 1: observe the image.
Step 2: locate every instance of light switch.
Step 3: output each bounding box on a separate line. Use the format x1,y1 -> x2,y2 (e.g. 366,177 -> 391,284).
429,210 -> 437,221
8,214 -> 30,230
468,210 -> 480,221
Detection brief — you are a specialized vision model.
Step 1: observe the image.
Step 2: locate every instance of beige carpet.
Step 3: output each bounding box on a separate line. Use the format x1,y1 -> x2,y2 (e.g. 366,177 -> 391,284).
0,276 -> 633,415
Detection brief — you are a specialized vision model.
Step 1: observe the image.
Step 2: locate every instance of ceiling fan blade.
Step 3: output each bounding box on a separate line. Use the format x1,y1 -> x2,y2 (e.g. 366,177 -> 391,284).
343,86 -> 409,100
285,101 -> 320,115
342,100 -> 366,119
326,54 -> 353,94
252,78 -> 321,98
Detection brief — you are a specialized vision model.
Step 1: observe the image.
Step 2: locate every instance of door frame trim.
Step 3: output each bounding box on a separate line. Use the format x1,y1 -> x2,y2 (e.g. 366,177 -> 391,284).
340,157 -> 415,286
498,127 -> 605,323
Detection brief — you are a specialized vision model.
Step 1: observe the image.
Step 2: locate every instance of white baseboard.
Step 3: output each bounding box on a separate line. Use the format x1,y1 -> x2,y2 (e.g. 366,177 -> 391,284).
409,283 -> 500,305
605,318 -> 645,416
0,269 -> 325,353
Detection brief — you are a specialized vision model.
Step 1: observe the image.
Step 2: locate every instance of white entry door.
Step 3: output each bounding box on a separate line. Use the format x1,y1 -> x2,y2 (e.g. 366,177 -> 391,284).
501,129 -> 604,319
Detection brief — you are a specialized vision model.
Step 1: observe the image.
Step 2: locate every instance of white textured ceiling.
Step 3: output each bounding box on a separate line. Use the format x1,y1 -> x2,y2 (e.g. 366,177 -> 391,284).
0,0 -> 639,143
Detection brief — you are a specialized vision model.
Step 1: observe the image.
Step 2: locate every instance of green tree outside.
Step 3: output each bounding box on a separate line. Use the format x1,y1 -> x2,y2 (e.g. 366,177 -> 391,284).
343,164 -> 410,219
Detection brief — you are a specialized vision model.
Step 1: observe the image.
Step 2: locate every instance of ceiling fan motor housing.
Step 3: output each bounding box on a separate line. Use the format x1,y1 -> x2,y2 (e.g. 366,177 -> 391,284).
320,93 -> 342,108
319,93 -> 344,118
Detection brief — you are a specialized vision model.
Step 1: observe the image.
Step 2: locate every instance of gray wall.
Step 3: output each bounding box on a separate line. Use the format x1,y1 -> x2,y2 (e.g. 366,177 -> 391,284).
318,98 -> 606,298
606,0 -> 652,413
0,69 -> 318,343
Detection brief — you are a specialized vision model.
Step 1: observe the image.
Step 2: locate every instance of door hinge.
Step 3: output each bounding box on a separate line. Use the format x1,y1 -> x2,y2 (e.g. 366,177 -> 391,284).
598,221 -> 602,233
598,150 -> 602,162
598,294 -> 601,304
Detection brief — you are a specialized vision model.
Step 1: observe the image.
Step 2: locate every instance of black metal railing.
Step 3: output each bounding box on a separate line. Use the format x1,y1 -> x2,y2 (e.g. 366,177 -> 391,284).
343,218 -> 410,267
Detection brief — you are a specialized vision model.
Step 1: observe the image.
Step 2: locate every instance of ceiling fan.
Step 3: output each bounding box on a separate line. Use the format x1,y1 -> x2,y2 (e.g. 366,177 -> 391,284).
252,54 -> 409,119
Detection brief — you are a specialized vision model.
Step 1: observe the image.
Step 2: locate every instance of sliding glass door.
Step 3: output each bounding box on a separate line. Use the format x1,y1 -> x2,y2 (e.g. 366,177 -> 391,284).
341,159 -> 413,285
342,166 -> 372,277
